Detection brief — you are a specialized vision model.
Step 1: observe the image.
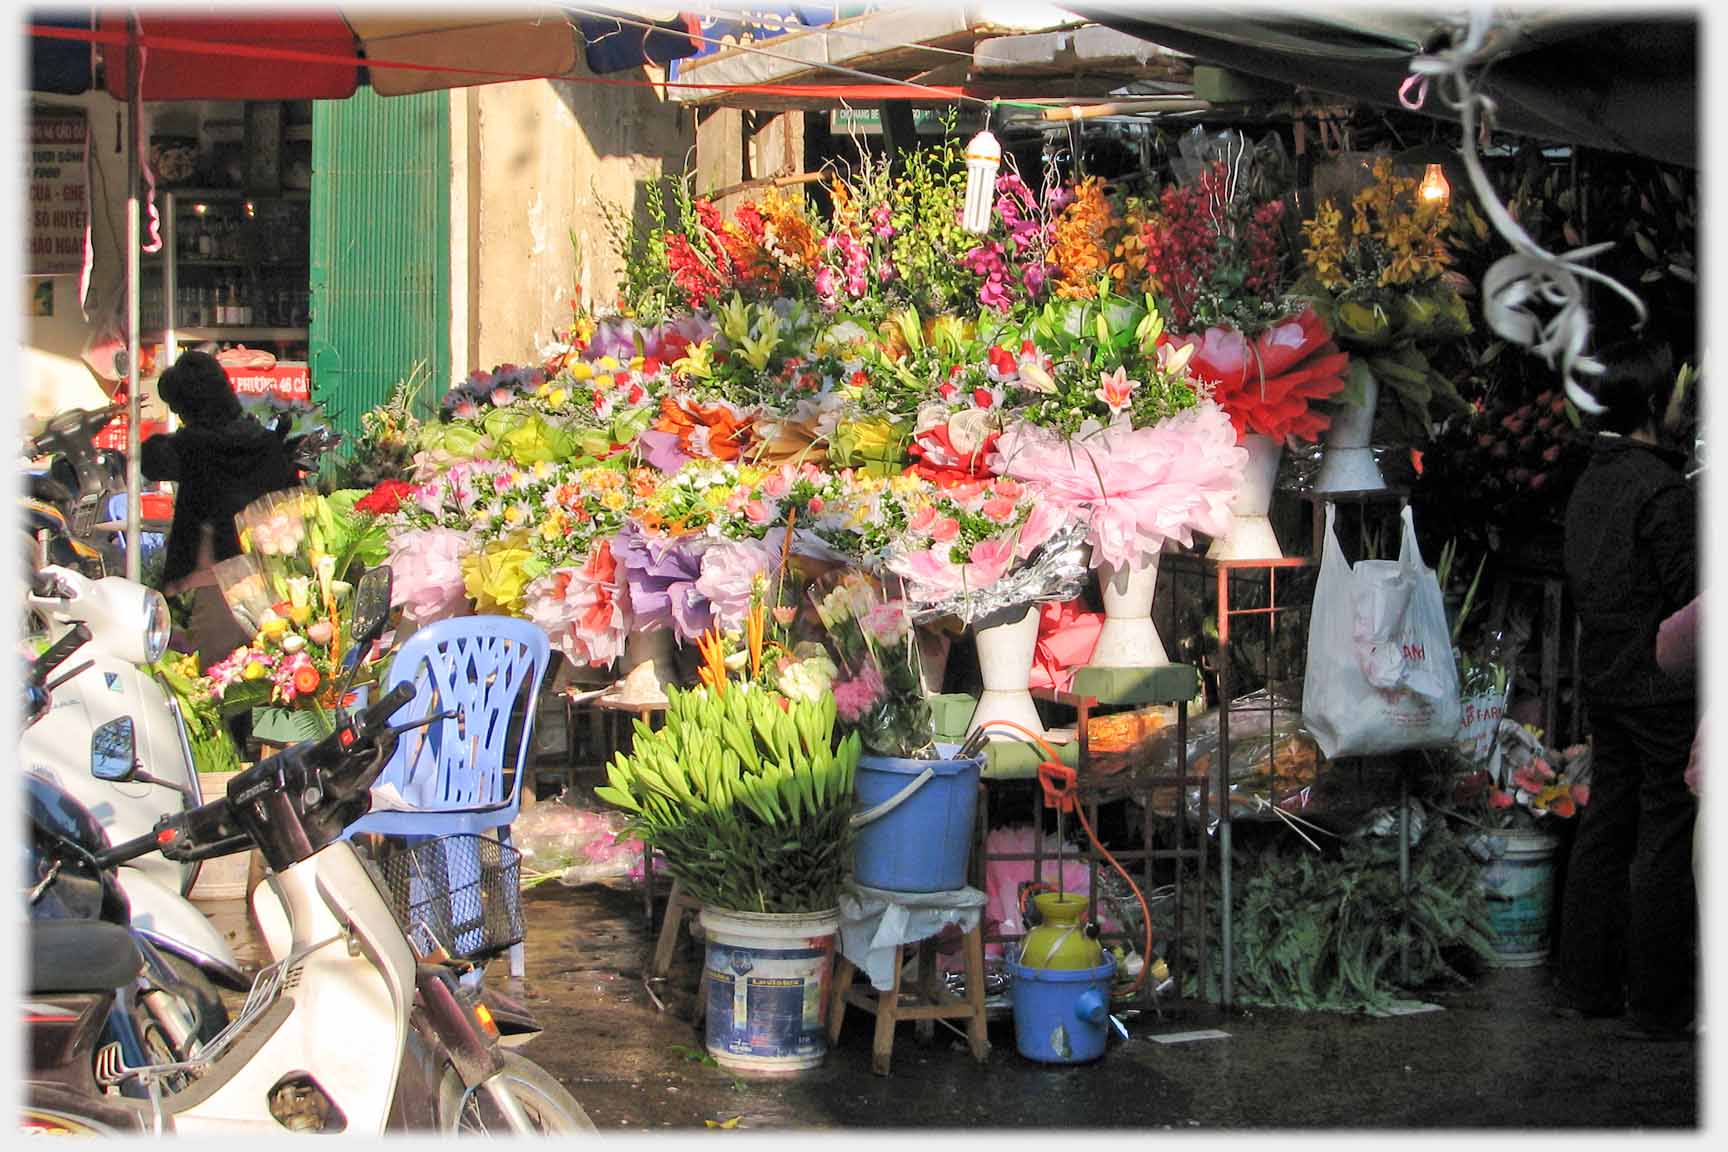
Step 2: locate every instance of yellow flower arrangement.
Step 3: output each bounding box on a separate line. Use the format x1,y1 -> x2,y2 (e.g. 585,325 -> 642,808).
1301,156 -> 1452,295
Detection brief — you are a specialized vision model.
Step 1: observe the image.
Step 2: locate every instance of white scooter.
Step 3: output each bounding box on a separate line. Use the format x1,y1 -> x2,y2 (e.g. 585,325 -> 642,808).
34,569 -> 591,1134
22,565 -> 244,985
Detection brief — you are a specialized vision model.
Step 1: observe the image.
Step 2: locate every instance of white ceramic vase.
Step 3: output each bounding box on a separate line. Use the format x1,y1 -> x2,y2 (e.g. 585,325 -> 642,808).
967,603 -> 1045,741
1090,550 -> 1169,669
1315,371 -> 1389,495
1208,433 -> 1284,561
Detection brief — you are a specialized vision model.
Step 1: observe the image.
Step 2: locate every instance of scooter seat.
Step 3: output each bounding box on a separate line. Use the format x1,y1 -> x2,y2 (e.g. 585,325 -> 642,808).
30,920 -> 143,995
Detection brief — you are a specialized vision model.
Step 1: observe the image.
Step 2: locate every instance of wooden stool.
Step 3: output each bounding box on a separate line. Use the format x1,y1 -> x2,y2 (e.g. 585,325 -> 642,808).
827,923 -> 989,1076
652,880 -> 701,978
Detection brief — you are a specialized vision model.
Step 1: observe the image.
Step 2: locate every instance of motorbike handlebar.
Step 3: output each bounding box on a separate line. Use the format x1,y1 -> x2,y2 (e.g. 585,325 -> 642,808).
95,829 -> 165,870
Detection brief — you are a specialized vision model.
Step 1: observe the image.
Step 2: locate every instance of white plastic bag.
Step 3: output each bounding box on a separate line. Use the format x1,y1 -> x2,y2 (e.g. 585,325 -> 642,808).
1302,504 -> 1462,758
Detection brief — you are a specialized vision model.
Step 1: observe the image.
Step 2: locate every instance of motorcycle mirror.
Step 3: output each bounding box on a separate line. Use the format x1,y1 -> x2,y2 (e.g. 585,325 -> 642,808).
90,716 -> 137,782
349,566 -> 394,648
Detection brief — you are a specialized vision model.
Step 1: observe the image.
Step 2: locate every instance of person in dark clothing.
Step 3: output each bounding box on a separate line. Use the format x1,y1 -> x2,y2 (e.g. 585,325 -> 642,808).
141,350 -> 300,668
1558,341 -> 1697,1039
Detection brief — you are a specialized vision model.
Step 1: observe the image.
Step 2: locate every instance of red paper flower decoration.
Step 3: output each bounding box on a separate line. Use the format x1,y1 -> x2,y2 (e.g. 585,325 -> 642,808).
1169,307 -> 1352,443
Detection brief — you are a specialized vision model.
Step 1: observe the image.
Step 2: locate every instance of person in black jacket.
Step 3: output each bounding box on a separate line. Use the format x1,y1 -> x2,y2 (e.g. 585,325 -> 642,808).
1558,341 -> 1697,1039
141,350 -> 300,668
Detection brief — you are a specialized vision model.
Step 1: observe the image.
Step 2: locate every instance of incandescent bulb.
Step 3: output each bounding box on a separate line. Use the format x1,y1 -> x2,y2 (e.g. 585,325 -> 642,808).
1419,163 -> 1450,207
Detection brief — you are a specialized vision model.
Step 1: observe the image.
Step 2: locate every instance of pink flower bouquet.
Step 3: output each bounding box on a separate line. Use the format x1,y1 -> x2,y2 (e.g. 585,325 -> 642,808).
883,476 -> 1066,605
993,401 -> 1245,571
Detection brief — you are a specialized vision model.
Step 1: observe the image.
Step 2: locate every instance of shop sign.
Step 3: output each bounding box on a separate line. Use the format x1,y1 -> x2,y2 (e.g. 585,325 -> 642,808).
669,4 -> 849,77
225,362 -> 312,405
28,107 -> 89,276
828,107 -> 985,136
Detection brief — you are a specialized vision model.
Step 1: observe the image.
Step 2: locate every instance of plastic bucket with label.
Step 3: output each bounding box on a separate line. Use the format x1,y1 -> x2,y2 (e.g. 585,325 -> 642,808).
701,907 -> 839,1073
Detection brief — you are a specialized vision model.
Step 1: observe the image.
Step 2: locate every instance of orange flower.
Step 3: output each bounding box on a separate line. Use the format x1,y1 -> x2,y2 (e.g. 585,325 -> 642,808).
292,665 -> 322,698
655,395 -> 752,462
1050,177 -> 1120,299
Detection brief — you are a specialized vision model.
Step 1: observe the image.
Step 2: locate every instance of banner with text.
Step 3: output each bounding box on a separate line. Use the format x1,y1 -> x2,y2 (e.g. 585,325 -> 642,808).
28,108 -> 89,276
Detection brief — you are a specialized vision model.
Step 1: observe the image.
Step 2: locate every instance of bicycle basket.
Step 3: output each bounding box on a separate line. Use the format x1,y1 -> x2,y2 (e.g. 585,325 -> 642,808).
375,834 -> 524,964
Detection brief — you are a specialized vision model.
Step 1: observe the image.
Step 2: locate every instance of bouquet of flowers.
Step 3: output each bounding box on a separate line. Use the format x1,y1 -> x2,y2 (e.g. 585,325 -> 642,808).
1167,306 -> 1352,443
1298,154 -> 1473,441
993,400 -> 1245,572
1451,720 -> 1591,829
881,475 -> 1066,606
813,573 -> 935,759
1116,155 -> 1294,334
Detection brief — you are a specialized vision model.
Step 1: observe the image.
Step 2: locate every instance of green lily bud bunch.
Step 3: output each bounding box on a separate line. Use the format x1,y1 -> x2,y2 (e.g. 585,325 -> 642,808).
595,684 -> 861,914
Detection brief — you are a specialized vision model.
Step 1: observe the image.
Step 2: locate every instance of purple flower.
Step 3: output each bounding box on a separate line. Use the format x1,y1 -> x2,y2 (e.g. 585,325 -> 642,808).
636,428 -> 692,474
616,523 -> 711,640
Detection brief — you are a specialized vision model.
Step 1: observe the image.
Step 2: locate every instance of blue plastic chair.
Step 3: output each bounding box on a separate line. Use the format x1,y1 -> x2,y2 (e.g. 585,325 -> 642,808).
345,615 -> 551,976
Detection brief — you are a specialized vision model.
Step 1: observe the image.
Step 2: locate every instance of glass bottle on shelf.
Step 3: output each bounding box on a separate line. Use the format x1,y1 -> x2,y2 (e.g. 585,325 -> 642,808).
195,215 -> 213,259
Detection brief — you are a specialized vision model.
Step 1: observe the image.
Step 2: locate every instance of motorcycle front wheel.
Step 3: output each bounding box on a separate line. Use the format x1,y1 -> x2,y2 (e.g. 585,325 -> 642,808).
438,1053 -> 594,1134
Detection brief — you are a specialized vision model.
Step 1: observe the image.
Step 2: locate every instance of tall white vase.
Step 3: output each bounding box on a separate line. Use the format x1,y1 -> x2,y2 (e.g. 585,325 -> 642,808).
1208,433 -> 1284,561
916,627 -> 952,696
1090,551 -> 1169,669
1315,372 -> 1388,495
620,627 -> 679,688
967,603 -> 1045,741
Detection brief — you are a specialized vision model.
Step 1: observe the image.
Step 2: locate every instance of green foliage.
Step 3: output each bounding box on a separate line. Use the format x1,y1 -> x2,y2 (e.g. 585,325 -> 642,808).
603,176 -> 673,325
1189,817 -> 1498,1013
594,685 -> 860,915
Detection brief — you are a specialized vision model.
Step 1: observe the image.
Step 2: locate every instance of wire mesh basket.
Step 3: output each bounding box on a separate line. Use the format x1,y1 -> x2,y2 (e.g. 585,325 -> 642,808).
374,834 -> 524,964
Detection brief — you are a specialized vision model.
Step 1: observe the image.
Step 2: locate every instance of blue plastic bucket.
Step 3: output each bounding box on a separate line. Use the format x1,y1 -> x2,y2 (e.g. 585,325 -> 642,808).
701,908 -> 839,1073
852,747 -> 982,893
1007,955 -> 1118,1064
1480,829 -> 1560,967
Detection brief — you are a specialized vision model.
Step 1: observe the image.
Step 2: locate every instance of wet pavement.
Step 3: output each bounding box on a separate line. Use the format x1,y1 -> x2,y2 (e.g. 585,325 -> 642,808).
199,875 -> 1700,1131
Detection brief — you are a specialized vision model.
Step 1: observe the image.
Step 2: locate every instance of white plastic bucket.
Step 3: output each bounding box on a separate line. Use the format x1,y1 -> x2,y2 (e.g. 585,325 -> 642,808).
1480,829 -> 1560,967
700,907 -> 839,1073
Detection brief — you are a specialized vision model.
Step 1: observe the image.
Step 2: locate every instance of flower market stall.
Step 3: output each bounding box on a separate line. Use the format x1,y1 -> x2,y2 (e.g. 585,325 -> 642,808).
130,4 -> 1698,1060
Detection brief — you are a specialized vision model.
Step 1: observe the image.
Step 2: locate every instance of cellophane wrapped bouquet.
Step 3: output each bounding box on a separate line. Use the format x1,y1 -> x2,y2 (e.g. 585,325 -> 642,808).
813,572 -> 935,760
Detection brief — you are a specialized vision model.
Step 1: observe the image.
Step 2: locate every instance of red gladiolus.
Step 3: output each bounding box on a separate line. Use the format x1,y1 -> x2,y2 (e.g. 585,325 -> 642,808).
1548,794 -> 1577,819
1489,789 -> 1516,809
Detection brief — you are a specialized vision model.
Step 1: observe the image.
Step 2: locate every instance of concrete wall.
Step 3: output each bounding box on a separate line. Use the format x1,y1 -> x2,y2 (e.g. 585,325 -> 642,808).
461,75 -> 693,371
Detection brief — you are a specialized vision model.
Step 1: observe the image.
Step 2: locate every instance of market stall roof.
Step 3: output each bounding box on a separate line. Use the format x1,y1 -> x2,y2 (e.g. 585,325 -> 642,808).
1069,5 -> 1698,167
662,2 -> 1166,109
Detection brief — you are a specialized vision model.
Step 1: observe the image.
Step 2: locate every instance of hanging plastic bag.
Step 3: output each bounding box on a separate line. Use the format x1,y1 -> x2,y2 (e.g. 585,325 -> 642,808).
1302,504 -> 1462,757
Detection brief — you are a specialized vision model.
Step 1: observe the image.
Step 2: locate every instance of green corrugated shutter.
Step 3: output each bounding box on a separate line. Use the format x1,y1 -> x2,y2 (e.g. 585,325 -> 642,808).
309,88 -> 449,450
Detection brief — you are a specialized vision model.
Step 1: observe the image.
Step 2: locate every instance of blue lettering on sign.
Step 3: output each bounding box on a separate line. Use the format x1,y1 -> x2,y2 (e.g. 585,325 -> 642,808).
104,672 -> 122,692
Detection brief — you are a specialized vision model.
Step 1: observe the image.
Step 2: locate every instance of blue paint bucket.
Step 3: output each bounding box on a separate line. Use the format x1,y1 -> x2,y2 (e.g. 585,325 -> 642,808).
852,747 -> 982,893
701,908 -> 839,1073
1007,955 -> 1118,1064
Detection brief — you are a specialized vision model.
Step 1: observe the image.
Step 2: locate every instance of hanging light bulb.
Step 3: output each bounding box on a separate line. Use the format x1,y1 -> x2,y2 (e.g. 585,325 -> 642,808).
962,129 -> 1001,235
1419,162 -> 1451,207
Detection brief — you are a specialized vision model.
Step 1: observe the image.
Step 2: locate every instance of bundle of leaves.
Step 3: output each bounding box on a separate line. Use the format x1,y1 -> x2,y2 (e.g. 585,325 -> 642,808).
595,684 -> 861,915
1188,816 -> 1497,1013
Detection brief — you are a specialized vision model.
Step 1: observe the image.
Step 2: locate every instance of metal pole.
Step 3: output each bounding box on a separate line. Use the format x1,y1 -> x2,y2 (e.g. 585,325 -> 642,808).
123,12 -> 143,582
